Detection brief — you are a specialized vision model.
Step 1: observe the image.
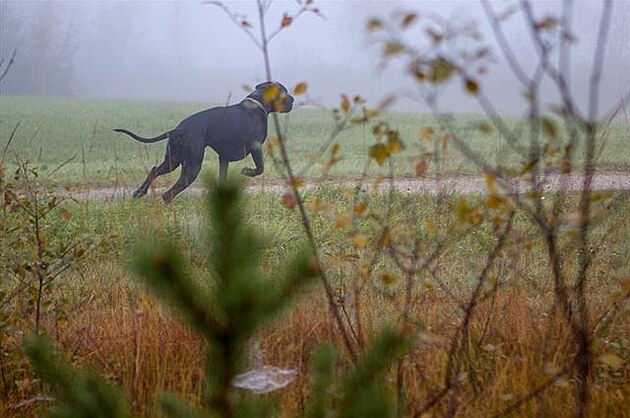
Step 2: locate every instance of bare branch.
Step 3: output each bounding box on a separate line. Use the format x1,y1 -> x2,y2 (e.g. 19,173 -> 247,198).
480,1 -> 531,86
520,0 -> 581,120
559,0 -> 574,88
0,49 -> 17,83
587,0 -> 613,122
203,1 -> 262,50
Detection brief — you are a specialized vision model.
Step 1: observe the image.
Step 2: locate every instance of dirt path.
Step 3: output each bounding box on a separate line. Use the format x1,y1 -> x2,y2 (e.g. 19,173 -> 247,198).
66,171 -> 629,201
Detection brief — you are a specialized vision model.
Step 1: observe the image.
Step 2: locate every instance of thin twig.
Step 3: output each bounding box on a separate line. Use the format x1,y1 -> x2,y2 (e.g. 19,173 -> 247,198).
254,0 -> 359,363
0,49 -> 17,83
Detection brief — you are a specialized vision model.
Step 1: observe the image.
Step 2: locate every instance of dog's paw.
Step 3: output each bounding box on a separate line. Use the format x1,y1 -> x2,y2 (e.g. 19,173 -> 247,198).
241,167 -> 261,177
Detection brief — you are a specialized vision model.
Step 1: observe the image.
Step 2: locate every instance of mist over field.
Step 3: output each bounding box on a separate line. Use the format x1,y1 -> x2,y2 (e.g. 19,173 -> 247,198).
1,0 -> 629,115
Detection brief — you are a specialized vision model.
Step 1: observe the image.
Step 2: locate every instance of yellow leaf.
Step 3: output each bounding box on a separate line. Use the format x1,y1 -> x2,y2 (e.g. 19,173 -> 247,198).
384,41 -> 404,56
535,16 -> 558,31
354,201 -> 368,216
426,219 -> 436,234
417,128 -> 434,141
369,143 -> 389,166
486,194 -> 505,210
386,131 -> 404,153
599,353 -> 623,369
335,213 -> 352,228
476,122 -> 492,134
359,263 -> 370,279
428,57 -> 456,83
291,177 -> 305,188
340,94 -> 350,114
307,196 -> 322,216
352,233 -> 369,249
485,173 -> 498,193
293,82 -> 308,95
380,272 -> 397,285
378,230 -> 392,247
366,18 -> 383,32
401,12 -> 418,28
263,84 -> 280,104
465,78 -> 479,94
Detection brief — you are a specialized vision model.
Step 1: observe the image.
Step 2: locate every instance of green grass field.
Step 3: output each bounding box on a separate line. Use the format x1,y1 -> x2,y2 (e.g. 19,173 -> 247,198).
1,96 -> 628,188
2,96 -> 629,417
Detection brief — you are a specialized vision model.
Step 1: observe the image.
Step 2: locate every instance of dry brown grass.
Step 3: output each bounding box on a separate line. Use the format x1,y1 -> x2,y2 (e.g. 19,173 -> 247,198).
2,189 -> 628,417
4,272 -> 627,417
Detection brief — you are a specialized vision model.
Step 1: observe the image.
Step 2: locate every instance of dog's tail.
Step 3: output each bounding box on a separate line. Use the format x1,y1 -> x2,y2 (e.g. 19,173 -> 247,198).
113,128 -> 170,143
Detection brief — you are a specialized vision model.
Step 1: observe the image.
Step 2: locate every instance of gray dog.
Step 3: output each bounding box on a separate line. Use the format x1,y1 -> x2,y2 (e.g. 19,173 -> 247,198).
114,81 -> 294,203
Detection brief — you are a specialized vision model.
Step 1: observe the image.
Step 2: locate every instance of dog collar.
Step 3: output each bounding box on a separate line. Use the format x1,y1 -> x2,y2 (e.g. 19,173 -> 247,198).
242,97 -> 268,115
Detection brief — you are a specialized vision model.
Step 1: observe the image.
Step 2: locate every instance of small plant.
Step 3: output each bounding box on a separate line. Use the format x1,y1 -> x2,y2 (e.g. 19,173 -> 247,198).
1,154 -> 102,402
1,159 -> 98,335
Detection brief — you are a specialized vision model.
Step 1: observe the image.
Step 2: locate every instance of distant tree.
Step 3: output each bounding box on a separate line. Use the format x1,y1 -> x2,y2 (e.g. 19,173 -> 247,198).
0,0 -> 78,95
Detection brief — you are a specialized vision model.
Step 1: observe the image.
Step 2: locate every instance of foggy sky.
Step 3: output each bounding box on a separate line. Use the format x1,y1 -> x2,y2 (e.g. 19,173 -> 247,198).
1,0 -> 629,116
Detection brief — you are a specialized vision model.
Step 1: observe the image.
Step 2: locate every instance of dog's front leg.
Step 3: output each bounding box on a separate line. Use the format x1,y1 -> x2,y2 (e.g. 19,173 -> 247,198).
241,145 -> 264,177
219,157 -> 229,186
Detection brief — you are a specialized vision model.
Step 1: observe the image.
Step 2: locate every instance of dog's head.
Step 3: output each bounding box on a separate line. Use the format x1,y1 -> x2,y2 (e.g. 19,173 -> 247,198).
250,81 -> 294,113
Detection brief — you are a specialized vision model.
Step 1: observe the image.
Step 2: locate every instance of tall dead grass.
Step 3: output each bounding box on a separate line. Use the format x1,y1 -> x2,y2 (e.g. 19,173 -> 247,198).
5,270 -> 627,417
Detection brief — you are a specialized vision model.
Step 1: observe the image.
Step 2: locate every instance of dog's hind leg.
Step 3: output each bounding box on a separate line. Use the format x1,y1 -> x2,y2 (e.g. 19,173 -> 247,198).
133,146 -> 181,199
162,156 -> 203,204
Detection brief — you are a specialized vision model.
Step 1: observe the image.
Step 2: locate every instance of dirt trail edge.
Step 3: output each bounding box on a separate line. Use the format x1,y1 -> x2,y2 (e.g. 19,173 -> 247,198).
66,171 -> 629,202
